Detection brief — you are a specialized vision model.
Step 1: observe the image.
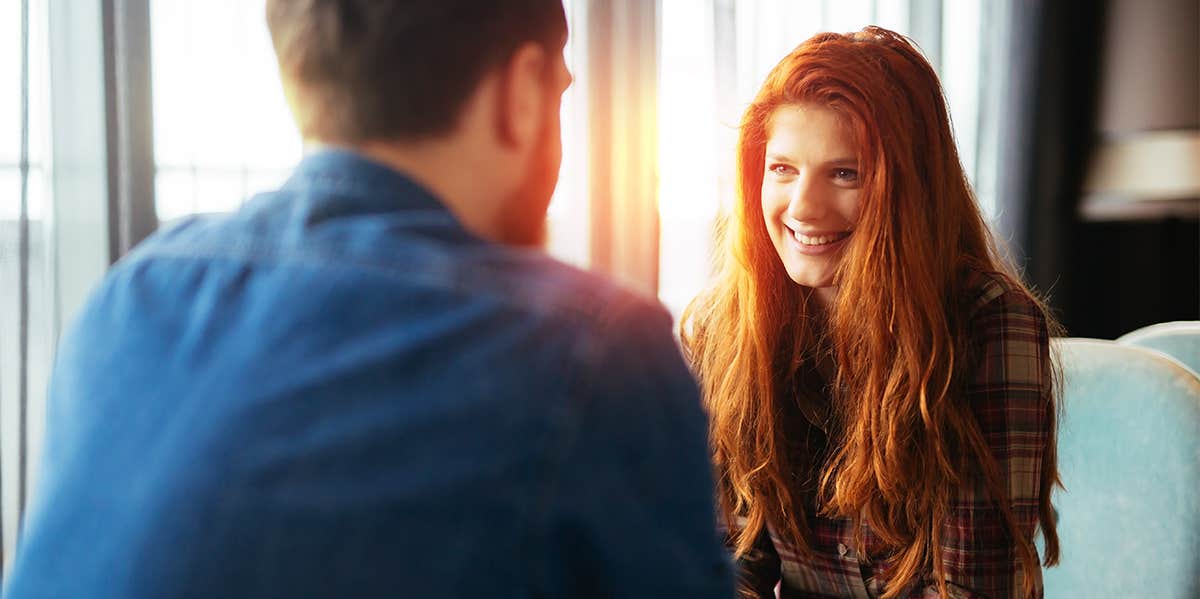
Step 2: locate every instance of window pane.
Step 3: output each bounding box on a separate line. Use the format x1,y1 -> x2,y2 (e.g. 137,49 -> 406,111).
191,167 -> 249,215
149,0 -> 594,264
0,167 -> 21,558
942,0 -> 983,197
876,0 -> 912,34
151,0 -> 301,219
155,166 -> 198,222
0,0 -> 19,166
546,0 -> 589,268
0,167 -> 19,237
826,0 -> 876,33
658,0 -> 721,316
21,165 -> 52,508
0,164 -> 54,561
734,0 -> 824,108
27,0 -> 49,168
0,0 -> 55,559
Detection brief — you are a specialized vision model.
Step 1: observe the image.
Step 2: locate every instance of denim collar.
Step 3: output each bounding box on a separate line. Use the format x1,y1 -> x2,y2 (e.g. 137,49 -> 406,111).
283,148 -> 455,219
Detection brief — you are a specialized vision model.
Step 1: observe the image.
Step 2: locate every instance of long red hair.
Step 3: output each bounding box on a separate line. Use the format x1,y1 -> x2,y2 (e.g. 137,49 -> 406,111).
681,27 -> 1060,598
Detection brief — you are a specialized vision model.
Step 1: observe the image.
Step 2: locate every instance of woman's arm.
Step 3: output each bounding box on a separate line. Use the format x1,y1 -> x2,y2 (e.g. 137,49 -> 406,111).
917,285 -> 1052,599
734,524 -> 782,598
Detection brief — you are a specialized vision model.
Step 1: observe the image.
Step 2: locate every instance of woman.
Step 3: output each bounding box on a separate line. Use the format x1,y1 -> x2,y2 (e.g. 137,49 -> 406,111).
682,27 -> 1060,599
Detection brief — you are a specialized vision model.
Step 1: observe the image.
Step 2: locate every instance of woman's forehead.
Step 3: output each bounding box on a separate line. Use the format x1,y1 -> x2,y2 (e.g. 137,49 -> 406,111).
764,104 -> 859,160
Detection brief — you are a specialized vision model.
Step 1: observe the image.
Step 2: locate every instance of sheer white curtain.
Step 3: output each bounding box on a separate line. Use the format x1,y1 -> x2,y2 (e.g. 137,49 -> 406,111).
657,0 -> 1002,317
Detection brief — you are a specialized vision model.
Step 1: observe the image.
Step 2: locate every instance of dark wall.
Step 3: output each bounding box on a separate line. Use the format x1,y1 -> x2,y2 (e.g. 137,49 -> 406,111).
1065,219 -> 1199,339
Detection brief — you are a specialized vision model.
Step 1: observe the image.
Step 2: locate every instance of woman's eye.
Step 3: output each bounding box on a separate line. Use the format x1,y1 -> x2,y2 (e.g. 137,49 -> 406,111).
833,168 -> 859,182
768,164 -> 796,176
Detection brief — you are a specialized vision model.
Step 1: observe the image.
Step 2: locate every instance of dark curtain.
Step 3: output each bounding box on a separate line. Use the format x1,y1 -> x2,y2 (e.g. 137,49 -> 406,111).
993,0 -> 1109,335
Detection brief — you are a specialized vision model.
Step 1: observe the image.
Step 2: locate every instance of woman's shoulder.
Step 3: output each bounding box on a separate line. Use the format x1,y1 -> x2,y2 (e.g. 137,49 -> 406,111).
961,267 -> 1045,323
959,268 -> 1052,392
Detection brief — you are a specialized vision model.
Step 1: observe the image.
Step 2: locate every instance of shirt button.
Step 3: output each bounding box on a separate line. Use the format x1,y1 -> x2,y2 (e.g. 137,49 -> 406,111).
837,543 -> 849,556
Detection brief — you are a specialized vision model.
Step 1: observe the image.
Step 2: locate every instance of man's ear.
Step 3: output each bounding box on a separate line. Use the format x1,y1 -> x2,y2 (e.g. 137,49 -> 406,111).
495,42 -> 549,150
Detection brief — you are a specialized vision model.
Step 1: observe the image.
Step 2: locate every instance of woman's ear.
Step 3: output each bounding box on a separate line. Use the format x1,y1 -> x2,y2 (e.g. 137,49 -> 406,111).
494,42 -> 549,150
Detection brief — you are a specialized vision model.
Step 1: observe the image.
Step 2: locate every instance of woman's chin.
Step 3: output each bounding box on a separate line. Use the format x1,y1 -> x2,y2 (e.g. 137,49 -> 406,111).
784,269 -> 836,292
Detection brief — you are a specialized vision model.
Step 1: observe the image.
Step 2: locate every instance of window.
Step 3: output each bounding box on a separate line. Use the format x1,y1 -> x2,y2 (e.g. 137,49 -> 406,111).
658,0 -> 1000,316
148,0 -> 591,268
0,0 -> 53,571
151,0 -> 301,221
545,0 -> 590,268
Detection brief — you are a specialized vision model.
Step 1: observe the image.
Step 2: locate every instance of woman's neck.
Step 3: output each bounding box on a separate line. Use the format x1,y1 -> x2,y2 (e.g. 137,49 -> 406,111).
813,286 -> 837,310
801,291 -> 837,383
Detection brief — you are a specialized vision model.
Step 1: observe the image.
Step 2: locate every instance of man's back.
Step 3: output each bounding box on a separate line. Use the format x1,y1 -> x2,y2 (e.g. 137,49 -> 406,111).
5,151 -> 732,597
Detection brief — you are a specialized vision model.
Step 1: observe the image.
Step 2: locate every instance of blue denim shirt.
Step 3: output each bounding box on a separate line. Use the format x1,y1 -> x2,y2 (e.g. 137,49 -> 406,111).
5,150 -> 733,598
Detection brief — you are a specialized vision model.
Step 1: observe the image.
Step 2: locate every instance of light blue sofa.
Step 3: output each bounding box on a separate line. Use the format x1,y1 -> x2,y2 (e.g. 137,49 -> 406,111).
1042,338 -> 1200,598
1117,321 -> 1200,376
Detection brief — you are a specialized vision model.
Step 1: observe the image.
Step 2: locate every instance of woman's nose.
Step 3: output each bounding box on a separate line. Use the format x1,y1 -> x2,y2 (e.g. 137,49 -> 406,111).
786,174 -> 829,222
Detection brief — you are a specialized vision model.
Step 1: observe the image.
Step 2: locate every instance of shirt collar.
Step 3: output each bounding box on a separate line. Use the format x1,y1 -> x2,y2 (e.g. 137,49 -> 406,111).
283,148 -> 456,219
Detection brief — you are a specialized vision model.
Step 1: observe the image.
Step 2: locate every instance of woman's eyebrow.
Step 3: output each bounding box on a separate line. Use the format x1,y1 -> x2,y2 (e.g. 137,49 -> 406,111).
764,153 -> 858,166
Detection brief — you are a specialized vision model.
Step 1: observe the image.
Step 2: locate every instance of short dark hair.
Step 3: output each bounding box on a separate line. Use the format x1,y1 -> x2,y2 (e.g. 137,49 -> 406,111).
266,0 -> 567,143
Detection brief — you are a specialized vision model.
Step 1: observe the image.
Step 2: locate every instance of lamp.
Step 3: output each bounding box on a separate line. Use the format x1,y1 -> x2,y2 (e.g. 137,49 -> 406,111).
1080,0 -> 1199,222
1080,130 -> 1200,221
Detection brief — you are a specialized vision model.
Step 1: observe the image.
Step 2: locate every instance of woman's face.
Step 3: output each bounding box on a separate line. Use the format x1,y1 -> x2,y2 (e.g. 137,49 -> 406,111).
760,104 -> 862,305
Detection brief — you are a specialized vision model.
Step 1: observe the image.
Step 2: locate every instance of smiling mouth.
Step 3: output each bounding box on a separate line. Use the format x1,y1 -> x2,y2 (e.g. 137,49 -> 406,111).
793,230 -> 853,246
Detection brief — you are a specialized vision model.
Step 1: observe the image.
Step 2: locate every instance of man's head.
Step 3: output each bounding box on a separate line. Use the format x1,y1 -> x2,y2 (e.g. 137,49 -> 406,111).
266,0 -> 571,246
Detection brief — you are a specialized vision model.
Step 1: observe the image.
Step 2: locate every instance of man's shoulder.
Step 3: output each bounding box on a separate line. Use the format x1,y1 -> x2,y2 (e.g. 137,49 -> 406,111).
467,248 -> 673,336
111,208 -> 260,276
108,205 -> 674,350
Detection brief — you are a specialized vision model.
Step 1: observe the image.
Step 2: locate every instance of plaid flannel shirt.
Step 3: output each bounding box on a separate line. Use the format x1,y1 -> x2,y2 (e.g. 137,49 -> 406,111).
737,270 -> 1053,599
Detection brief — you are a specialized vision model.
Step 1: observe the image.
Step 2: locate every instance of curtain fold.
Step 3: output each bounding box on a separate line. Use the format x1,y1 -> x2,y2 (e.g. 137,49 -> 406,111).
992,0 -> 1109,332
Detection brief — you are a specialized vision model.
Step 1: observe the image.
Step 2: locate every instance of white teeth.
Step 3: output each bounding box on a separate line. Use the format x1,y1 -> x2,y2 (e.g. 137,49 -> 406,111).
794,231 -> 849,246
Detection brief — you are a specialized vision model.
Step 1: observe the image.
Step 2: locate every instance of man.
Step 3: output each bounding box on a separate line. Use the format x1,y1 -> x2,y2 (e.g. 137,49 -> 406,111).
4,1 -> 732,597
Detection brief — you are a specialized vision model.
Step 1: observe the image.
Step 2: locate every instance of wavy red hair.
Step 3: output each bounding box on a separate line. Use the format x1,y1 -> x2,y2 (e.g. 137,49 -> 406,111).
681,27 -> 1060,598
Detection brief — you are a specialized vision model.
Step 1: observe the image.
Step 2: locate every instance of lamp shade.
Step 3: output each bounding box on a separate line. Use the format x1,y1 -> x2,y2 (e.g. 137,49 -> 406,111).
1081,130 -> 1200,220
